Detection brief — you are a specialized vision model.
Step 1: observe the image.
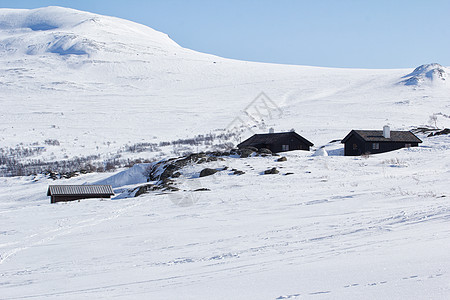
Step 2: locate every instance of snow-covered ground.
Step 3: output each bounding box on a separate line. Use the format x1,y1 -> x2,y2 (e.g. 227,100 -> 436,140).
0,6 -> 449,299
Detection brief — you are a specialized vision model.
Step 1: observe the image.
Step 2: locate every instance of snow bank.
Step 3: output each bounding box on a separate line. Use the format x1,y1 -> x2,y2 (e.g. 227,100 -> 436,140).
312,147 -> 328,156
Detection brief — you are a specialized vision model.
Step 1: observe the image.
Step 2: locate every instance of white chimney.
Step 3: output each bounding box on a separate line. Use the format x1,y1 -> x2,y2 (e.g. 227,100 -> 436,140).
383,125 -> 390,138
269,127 -> 274,134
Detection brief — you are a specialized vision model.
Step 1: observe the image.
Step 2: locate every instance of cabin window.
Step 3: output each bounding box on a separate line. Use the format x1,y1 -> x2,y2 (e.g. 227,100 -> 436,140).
352,144 -> 358,150
282,144 -> 289,151
372,143 -> 380,150
405,143 -> 411,148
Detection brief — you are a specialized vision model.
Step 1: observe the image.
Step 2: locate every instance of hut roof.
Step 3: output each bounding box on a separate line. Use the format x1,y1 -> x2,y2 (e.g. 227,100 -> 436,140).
238,131 -> 313,148
342,130 -> 422,143
47,185 -> 114,196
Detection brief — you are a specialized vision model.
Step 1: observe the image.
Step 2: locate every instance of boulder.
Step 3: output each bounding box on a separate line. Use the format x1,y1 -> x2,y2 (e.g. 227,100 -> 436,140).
244,146 -> 258,152
197,158 -> 207,164
193,188 -> 210,192
264,167 -> 279,175
199,168 -> 218,177
134,183 -> 157,197
233,170 -> 245,175
162,184 -> 179,192
258,148 -> 272,155
238,148 -> 255,158
160,164 -> 180,180
206,156 -> 218,162
428,128 -> 450,137
277,156 -> 287,162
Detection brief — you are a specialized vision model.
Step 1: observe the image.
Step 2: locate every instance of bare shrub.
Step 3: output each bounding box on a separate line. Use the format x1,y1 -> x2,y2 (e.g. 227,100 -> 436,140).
44,139 -> 60,146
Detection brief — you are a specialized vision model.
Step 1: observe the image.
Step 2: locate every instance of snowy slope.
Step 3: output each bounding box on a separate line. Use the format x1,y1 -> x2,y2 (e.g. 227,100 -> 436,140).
1,136 -> 450,299
0,8 -> 449,161
0,6 -> 450,299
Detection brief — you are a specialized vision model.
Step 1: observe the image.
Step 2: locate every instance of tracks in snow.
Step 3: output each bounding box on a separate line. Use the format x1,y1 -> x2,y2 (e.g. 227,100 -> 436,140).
0,198 -> 149,266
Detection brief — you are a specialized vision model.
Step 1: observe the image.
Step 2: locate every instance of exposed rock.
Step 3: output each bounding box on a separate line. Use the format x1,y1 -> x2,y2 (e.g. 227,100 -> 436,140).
264,167 -> 279,175
237,148 -> 255,158
207,150 -> 229,156
258,148 -> 272,155
161,178 -> 174,185
193,188 -> 210,192
197,158 -> 207,164
230,149 -> 239,155
145,150 -> 252,193
134,181 -> 180,197
285,172 -> 294,175
199,168 -> 218,177
160,164 -> 179,180
244,146 -> 259,152
134,185 -> 148,197
206,156 -> 218,162
148,152 -> 220,182
428,128 -> 450,137
277,156 -> 287,162
233,170 -> 245,175
412,127 -> 436,134
162,185 -> 179,192
134,183 -> 157,197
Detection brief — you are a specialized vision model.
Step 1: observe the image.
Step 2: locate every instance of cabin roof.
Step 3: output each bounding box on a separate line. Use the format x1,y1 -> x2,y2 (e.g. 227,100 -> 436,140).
47,185 -> 114,196
342,130 -> 422,143
238,131 -> 313,148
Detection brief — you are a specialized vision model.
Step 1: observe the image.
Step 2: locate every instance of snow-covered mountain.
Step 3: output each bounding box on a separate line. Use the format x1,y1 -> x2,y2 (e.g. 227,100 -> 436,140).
1,7 -> 450,299
1,7 -> 448,160
401,63 -> 448,86
0,6 -> 179,56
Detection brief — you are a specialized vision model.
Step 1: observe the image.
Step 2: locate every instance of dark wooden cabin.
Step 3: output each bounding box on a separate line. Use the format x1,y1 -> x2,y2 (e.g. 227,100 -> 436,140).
47,185 -> 114,203
341,126 -> 422,156
237,131 -> 313,153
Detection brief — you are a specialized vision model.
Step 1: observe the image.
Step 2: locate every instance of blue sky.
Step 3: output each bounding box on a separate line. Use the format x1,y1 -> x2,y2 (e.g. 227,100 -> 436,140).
1,0 -> 449,68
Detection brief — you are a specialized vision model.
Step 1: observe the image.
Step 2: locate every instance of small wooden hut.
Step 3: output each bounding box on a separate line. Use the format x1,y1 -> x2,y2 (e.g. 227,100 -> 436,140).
237,131 -> 313,153
47,185 -> 114,203
341,126 -> 422,156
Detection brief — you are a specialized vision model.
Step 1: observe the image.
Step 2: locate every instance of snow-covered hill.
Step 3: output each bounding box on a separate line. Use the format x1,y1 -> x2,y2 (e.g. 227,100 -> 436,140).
400,63 -> 448,86
1,7 -> 448,162
0,6 -> 178,56
1,6 -> 450,299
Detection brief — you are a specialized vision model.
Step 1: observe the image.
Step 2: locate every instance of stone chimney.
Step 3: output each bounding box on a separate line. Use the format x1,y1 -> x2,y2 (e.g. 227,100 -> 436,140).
383,125 -> 390,139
